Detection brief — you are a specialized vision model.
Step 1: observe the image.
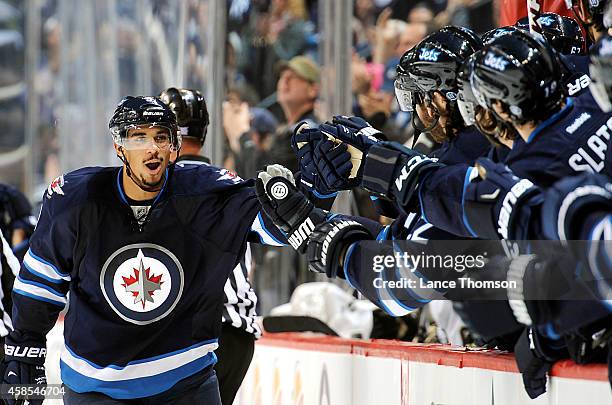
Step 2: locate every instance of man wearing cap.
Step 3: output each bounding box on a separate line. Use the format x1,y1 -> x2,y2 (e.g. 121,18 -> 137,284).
268,55 -> 320,173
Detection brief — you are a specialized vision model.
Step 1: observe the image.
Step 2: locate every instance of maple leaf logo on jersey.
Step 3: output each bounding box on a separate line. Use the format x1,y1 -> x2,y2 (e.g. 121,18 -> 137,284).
122,257 -> 163,309
46,175 -> 65,198
216,168 -> 242,183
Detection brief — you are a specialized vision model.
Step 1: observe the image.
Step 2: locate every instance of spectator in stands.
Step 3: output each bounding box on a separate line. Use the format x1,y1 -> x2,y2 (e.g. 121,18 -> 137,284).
225,55 -> 319,174
266,55 -> 319,172
408,2 -> 436,24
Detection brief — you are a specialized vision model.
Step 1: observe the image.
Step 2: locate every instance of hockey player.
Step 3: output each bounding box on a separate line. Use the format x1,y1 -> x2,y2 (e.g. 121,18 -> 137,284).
0,96 -> 296,404
350,28 -> 612,240
566,0 -> 608,43
515,12 -> 586,55
159,87 -> 260,405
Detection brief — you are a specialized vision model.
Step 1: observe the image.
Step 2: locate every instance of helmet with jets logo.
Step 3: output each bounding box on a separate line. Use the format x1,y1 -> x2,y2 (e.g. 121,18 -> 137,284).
395,26 -> 483,109
515,13 -> 585,55
472,29 -> 564,125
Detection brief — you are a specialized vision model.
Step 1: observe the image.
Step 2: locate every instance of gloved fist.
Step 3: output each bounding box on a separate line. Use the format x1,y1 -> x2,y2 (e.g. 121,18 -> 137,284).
331,115 -> 383,139
307,218 -> 373,278
256,164 -> 326,252
318,117 -> 382,183
313,139 -> 355,190
292,122 -> 335,196
1,330 -> 47,405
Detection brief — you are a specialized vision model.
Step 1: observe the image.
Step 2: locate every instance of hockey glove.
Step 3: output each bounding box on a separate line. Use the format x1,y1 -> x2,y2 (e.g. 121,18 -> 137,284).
514,327 -> 567,399
256,164 -> 327,253
291,122 -> 337,198
540,173 -> 612,241
313,139 -> 354,191
1,330 -> 47,405
361,141 -> 443,210
463,158 -> 543,240
307,218 -> 373,278
317,117 -> 382,185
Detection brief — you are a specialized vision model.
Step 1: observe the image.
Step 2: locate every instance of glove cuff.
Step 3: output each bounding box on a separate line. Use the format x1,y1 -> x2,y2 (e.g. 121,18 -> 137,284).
361,144 -> 404,197
5,330 -> 47,365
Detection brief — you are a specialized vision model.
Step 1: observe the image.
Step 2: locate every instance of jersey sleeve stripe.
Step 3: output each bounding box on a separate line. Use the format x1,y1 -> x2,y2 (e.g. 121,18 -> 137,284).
13,287 -> 66,307
26,249 -> 71,279
250,212 -> 286,246
14,276 -> 67,299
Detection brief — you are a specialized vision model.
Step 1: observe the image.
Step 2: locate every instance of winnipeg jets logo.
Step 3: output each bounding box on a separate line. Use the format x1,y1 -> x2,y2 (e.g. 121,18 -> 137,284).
538,16 -> 555,26
419,49 -> 440,62
46,175 -> 65,198
101,244 -> 184,325
122,253 -> 163,309
484,53 -> 509,71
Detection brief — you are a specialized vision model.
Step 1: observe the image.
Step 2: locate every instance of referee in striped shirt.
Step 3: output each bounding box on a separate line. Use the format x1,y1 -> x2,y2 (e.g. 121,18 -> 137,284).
160,88 -> 260,405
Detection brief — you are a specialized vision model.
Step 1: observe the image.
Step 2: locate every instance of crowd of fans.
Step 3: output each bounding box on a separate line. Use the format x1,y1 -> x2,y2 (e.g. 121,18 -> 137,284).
222,0 -> 496,185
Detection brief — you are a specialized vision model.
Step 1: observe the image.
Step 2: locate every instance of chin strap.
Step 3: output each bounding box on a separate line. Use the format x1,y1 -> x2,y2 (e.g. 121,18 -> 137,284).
411,111 -> 440,148
117,147 -> 165,193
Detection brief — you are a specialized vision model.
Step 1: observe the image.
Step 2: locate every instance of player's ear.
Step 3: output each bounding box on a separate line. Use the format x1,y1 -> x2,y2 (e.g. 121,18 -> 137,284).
113,143 -> 123,159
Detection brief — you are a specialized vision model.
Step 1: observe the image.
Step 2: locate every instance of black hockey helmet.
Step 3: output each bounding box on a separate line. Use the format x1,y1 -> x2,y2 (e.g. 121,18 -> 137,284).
395,26 -> 483,104
109,96 -> 181,151
472,29 -> 564,125
457,54 -> 517,147
158,87 -> 209,144
482,26 -> 524,45
456,53 -> 479,126
589,32 -> 612,112
565,0 -> 607,39
515,13 -> 585,55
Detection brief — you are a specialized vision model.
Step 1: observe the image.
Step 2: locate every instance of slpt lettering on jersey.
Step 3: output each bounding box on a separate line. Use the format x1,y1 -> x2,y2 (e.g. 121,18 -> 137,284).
484,53 -> 509,71
568,116 -> 612,173
419,49 -> 440,62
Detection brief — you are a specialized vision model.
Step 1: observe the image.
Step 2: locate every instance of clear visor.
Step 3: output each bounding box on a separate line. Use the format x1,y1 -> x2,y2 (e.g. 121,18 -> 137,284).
589,63 -> 612,113
457,90 -> 477,126
114,124 -> 179,151
394,82 -> 417,112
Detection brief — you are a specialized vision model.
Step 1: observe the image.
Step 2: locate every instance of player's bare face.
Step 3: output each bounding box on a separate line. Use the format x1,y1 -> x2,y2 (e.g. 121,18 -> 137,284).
123,126 -> 172,187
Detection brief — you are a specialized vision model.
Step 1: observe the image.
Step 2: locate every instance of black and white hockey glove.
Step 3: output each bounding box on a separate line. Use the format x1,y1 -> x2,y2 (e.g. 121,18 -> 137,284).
361,141 -> 443,210
306,218 -> 373,278
464,158 -> 543,240
1,330 -> 47,405
256,165 -> 327,253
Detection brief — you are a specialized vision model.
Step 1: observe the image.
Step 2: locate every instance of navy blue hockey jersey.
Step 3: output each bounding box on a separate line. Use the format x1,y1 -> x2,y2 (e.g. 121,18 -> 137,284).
13,164 -> 285,399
